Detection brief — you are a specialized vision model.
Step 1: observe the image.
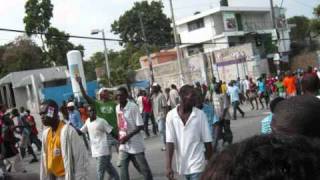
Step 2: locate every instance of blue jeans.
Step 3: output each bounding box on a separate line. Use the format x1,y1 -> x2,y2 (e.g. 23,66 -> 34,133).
118,151 -> 153,180
157,117 -> 166,145
96,155 -> 119,180
184,172 -> 202,180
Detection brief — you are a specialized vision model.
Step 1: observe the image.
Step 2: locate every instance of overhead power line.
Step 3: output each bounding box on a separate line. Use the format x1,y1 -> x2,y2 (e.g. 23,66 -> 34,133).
0,28 -> 123,42
0,27 -> 292,47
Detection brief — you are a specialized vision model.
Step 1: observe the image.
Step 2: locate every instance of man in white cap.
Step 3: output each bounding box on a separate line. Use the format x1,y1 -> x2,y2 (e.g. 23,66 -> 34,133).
67,102 -> 82,129
76,77 -> 118,152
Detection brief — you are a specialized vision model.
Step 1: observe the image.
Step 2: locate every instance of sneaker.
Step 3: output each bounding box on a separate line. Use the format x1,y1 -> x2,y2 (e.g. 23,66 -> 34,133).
161,147 -> 166,151
29,158 -> 38,163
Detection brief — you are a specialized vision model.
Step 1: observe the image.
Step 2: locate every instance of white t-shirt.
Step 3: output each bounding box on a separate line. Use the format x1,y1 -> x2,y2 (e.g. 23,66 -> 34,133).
137,96 -> 143,114
116,101 -> 145,154
169,89 -> 180,108
166,106 -> 212,175
81,117 -> 113,157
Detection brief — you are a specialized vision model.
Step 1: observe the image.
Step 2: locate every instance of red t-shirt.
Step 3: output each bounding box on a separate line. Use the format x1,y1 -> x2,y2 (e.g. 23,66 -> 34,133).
142,96 -> 152,113
26,115 -> 38,135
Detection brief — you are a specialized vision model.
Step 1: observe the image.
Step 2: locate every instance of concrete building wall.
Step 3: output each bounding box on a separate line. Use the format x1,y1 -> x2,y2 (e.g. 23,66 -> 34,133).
13,87 -> 28,110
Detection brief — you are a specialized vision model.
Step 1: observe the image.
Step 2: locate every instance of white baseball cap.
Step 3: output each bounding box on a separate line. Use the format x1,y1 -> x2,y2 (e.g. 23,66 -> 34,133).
98,87 -> 108,94
67,102 -> 75,107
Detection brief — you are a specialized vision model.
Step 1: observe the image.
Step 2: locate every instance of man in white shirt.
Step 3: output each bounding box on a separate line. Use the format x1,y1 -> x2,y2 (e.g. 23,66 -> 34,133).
243,75 -> 250,100
115,87 -> 153,180
169,84 -> 180,108
166,85 -> 213,180
80,106 -> 119,180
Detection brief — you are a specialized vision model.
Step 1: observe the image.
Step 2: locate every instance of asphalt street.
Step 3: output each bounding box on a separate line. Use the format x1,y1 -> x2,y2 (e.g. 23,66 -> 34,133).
19,104 -> 269,180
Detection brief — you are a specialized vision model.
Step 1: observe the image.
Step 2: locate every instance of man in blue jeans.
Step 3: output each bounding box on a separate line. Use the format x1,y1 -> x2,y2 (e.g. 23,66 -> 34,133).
81,106 -> 119,180
227,81 -> 245,120
116,87 -> 153,180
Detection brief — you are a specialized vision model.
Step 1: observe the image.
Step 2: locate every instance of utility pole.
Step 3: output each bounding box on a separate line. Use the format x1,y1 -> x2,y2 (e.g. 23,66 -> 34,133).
138,12 -> 155,84
101,31 -> 111,86
169,0 -> 184,85
269,0 -> 281,75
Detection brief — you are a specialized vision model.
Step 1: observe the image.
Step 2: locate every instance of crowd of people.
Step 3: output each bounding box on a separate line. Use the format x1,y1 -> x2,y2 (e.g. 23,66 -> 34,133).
0,65 -> 319,180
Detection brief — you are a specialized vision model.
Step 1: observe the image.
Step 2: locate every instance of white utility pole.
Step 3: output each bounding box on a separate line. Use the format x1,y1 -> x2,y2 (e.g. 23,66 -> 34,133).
169,0 -> 184,85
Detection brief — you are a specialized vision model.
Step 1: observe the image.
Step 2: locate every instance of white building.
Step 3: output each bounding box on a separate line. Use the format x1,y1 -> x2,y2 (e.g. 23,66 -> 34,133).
176,6 -> 291,59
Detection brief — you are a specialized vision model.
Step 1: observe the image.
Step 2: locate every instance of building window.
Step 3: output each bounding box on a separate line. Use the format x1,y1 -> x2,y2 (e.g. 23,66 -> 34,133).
187,44 -> 204,56
188,18 -> 205,31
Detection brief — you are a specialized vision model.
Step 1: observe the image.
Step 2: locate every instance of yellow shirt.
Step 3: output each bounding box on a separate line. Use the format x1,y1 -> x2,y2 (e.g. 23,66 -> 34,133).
221,84 -> 227,94
46,121 -> 65,177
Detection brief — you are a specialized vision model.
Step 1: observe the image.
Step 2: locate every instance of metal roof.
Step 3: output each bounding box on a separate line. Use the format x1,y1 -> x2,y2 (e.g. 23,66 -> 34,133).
0,66 -> 68,88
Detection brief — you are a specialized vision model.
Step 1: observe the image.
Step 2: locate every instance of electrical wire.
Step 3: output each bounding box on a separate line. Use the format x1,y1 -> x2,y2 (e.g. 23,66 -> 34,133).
0,27 -> 291,46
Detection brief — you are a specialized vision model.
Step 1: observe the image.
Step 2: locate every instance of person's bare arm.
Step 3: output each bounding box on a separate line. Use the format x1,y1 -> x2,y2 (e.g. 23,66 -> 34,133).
166,143 -> 175,180
76,76 -> 94,105
119,126 -> 143,144
204,142 -> 213,160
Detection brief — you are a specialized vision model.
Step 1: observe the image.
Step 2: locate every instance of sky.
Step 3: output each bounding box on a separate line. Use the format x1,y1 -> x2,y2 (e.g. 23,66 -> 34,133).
0,0 -> 318,60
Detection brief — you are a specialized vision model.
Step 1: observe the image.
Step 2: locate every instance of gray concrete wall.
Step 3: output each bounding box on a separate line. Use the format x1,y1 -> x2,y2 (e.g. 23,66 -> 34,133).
13,87 -> 28,110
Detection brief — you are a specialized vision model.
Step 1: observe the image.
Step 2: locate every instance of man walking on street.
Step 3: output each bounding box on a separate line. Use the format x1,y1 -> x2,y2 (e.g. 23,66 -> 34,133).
76,77 -> 119,153
81,106 -> 119,180
40,99 -> 88,180
115,87 -> 153,180
11,109 -> 38,163
151,83 -> 167,151
141,90 -> 157,137
166,85 -> 213,180
169,84 -> 180,108
227,81 -> 245,120
26,110 -> 42,151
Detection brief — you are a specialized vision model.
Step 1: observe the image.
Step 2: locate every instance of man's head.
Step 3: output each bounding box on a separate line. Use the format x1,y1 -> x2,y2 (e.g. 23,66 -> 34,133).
202,134 -> 320,180
116,87 -> 129,105
40,99 -> 60,127
301,74 -> 320,95
245,75 -> 249,80
67,101 -> 75,111
19,106 -> 25,113
195,88 -> 204,109
11,108 -> 19,117
271,95 -> 320,138
269,97 -> 285,113
165,88 -> 170,94
214,82 -> 222,95
26,109 -> 31,115
98,87 -> 110,101
152,83 -> 160,93
179,85 -> 196,109
88,106 -> 97,121
195,82 -> 201,88
171,84 -> 177,90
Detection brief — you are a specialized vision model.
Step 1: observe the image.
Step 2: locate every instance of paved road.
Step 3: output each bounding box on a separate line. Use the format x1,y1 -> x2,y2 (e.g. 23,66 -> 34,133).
21,105 -> 269,180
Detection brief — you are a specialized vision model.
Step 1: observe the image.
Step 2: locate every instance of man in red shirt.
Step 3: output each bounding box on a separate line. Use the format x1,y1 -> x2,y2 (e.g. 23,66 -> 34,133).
25,110 -> 41,151
141,90 -> 157,137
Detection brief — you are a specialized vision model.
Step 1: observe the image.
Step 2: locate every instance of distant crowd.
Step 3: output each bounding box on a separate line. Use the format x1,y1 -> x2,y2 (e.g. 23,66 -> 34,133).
0,65 -> 320,180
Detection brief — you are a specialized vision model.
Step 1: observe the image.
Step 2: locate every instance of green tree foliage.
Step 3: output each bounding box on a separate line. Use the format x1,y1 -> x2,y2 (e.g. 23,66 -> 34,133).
0,36 -> 47,77
111,1 -> 173,48
24,0 -> 83,66
24,0 -> 53,50
287,16 -> 310,41
44,27 -> 75,66
314,4 -> 320,17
